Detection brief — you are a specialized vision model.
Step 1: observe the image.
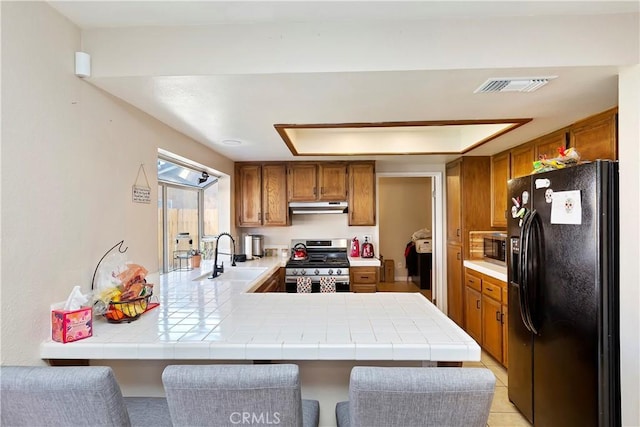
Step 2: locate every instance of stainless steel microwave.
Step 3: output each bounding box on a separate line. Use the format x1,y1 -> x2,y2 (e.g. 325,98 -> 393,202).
483,233 -> 507,265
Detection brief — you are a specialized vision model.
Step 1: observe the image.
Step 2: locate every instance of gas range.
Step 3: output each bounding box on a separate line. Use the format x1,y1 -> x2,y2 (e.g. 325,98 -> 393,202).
285,238 -> 350,292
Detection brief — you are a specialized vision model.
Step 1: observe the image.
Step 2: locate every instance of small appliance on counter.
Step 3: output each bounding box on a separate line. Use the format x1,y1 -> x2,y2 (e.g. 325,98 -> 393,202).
350,237 -> 360,257
361,237 -> 374,258
243,234 -> 265,259
252,234 -> 264,258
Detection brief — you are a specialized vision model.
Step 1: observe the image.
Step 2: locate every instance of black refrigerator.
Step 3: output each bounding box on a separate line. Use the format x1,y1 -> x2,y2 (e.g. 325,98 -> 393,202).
507,160 -> 620,427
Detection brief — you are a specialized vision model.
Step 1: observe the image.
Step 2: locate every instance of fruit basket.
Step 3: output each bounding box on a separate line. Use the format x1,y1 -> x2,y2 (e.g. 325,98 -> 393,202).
91,240 -> 158,323
104,292 -> 153,323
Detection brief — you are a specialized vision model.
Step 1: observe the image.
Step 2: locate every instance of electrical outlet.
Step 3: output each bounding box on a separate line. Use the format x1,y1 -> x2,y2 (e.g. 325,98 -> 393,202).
363,234 -> 372,242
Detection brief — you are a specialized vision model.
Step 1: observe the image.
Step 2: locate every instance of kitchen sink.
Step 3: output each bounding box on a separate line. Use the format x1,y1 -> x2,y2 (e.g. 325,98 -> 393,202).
192,267 -> 268,282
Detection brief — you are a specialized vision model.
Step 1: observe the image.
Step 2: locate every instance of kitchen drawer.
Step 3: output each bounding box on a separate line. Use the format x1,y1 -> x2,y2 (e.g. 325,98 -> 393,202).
482,280 -> 502,303
352,268 -> 377,284
465,270 -> 482,292
352,283 -> 376,293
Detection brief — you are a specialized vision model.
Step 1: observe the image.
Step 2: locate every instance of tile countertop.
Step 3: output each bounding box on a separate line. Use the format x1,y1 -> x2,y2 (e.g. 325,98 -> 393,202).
463,260 -> 508,282
348,256 -> 381,267
41,257 -> 479,362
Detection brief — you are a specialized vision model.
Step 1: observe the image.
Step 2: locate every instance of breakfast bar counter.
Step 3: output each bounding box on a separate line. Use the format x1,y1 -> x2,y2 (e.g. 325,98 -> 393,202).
40,257 -> 480,362
41,257 -> 479,363
40,258 -> 480,426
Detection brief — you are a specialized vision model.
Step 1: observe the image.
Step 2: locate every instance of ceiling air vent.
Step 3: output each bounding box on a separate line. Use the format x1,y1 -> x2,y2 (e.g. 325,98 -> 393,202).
474,76 -> 557,93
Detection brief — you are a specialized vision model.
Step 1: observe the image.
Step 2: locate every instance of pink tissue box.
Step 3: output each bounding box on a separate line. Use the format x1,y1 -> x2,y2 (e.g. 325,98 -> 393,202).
51,307 -> 93,343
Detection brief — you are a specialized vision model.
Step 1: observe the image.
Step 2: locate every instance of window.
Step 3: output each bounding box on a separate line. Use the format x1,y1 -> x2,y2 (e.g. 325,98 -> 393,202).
157,156 -> 219,273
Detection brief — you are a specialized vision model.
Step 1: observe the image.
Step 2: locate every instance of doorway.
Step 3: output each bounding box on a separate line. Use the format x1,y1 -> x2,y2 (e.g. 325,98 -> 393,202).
377,172 -> 444,308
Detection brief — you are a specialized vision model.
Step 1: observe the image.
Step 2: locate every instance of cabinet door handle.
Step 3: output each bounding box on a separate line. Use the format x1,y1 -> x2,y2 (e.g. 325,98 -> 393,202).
501,312 -> 505,324
313,187 -> 317,196
265,213 -> 269,221
457,252 -> 461,260
476,300 -> 480,309
456,228 -> 460,237
496,311 -> 501,321
258,212 -> 262,221
321,187 -> 325,194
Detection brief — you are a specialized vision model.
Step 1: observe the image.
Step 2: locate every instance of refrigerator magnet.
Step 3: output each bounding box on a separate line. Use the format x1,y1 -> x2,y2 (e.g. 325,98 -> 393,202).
535,178 -> 551,189
545,189 -> 553,203
522,191 -> 529,205
550,190 -> 582,224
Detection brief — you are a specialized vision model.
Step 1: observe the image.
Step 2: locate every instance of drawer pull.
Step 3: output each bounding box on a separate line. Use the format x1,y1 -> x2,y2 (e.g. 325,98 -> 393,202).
486,288 -> 493,292
361,276 -> 369,279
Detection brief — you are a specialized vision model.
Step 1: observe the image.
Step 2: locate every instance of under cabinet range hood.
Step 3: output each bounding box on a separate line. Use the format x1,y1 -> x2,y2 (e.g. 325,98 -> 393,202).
289,201 -> 348,215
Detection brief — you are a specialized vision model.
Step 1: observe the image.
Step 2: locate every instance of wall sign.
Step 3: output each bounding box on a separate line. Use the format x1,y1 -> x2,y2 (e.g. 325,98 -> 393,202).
132,164 -> 151,204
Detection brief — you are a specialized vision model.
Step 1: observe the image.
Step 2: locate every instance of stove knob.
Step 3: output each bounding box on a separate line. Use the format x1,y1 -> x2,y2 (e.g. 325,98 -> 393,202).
291,269 -> 298,275
328,269 -> 334,275
336,269 -> 342,275
301,270 -> 306,276
314,269 -> 320,275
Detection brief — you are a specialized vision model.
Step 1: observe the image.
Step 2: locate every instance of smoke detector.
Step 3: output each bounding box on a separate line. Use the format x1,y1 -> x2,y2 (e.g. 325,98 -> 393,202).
474,76 -> 557,93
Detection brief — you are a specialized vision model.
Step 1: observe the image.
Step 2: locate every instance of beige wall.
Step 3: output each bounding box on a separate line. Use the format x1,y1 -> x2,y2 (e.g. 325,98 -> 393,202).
0,2 -> 233,365
379,177 -> 432,280
617,65 -> 640,425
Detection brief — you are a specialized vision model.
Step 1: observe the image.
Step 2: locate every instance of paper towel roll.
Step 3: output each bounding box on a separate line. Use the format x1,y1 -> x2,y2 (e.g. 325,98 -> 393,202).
244,235 -> 253,260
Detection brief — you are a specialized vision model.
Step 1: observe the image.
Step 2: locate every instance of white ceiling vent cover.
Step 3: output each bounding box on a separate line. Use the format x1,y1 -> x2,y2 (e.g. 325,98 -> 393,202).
475,76 -> 557,93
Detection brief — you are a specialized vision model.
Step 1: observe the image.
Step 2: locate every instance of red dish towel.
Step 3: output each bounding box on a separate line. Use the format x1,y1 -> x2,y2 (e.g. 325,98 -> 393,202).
320,276 -> 336,293
296,277 -> 312,293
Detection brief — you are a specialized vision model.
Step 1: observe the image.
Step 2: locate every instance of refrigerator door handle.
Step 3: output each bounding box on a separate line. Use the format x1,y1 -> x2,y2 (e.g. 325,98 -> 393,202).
518,211 -> 534,333
522,210 -> 540,335
527,210 -> 543,335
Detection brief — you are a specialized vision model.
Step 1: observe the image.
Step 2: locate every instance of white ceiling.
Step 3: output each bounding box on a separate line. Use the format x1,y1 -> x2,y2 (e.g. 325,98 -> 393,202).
49,1 -> 639,165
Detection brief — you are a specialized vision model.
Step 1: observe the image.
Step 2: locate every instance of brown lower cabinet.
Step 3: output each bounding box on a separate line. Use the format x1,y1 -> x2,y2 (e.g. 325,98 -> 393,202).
463,267 -> 508,367
464,286 -> 482,344
253,268 -> 284,292
351,266 -> 378,292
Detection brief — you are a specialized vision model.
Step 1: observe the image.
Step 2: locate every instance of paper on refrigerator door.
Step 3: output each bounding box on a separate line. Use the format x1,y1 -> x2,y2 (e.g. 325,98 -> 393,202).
550,190 -> 582,225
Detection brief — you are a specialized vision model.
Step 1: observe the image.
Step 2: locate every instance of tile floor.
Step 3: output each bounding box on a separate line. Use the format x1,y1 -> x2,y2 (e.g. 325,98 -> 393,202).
464,351 -> 532,427
379,280 -> 532,426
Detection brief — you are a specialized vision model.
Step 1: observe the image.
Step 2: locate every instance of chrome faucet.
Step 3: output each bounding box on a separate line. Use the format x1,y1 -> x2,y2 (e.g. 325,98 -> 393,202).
209,232 -> 236,279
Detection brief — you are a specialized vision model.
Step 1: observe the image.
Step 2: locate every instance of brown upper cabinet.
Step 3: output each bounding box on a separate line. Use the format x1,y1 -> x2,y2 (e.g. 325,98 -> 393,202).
533,129 -> 568,161
446,161 -> 462,244
569,108 -> 617,161
509,143 -> 534,179
509,130 -> 568,179
287,162 -> 347,202
236,163 -> 289,227
348,161 -> 376,226
490,151 -> 510,228
446,157 -> 492,254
